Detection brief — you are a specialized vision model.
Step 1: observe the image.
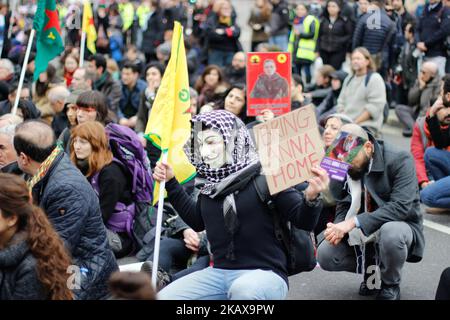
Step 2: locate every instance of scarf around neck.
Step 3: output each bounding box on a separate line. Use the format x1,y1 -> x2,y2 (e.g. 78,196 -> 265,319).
27,145 -> 63,191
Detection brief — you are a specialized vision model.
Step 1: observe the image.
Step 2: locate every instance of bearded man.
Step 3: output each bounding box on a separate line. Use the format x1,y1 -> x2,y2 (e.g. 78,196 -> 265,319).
317,123 -> 425,300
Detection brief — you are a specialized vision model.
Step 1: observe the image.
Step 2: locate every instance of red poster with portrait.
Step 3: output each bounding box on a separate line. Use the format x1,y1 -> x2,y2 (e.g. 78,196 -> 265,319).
247,52 -> 291,117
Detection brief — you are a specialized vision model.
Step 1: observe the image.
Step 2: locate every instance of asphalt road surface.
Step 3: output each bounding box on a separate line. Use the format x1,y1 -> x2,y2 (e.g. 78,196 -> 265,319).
119,1 -> 450,299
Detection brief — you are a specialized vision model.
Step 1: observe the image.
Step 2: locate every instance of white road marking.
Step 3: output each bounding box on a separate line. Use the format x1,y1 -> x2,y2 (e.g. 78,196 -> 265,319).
424,219 -> 450,235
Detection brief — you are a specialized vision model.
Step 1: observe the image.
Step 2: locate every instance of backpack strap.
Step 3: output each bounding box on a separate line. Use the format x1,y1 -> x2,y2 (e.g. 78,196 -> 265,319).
364,71 -> 374,87
253,175 -> 290,249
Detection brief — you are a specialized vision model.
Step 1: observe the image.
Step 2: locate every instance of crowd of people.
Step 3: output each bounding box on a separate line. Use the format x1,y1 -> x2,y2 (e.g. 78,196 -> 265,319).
0,0 -> 450,301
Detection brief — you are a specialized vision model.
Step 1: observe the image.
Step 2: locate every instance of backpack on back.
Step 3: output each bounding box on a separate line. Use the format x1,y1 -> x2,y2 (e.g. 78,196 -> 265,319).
104,123 -> 155,250
253,175 -> 317,276
346,71 -> 390,124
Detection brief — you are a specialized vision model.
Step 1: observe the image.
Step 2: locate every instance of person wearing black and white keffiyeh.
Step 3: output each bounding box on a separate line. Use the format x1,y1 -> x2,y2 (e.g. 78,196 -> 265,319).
153,110 -> 329,300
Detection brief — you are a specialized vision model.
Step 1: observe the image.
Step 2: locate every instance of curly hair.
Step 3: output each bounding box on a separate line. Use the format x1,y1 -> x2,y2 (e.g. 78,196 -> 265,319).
0,174 -> 73,300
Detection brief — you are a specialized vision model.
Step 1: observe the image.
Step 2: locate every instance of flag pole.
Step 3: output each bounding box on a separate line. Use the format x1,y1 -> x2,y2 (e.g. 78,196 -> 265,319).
12,28 -> 35,116
79,31 -> 86,67
151,150 -> 169,290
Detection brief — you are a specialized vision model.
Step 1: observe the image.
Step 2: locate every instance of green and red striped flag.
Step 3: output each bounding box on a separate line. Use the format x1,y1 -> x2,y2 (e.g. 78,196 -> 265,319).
33,0 -> 64,81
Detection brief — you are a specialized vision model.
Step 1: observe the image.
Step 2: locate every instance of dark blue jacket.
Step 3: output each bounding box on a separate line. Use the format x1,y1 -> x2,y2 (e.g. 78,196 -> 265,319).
32,153 -> 118,300
119,79 -> 146,119
0,233 -> 47,300
352,9 -> 395,55
417,1 -> 446,58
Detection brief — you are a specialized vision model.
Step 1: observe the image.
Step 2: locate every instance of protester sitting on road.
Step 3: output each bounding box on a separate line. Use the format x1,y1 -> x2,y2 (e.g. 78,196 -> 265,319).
336,47 -> 387,137
48,86 -> 71,138
0,173 -> 73,300
419,83 -> 450,214
218,83 -> 253,124
195,65 -> 228,108
70,121 -> 134,258
304,65 -> 335,107
318,123 -> 425,300
135,62 -> 165,146
59,90 -> 111,153
118,62 -> 147,129
13,120 -> 118,300
153,110 -> 328,300
0,124 -> 22,175
32,64 -> 61,125
395,61 -> 441,137
316,70 -> 348,124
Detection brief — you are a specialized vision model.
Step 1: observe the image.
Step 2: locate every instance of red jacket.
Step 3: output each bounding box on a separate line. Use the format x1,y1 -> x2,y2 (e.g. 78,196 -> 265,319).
410,112 -> 450,185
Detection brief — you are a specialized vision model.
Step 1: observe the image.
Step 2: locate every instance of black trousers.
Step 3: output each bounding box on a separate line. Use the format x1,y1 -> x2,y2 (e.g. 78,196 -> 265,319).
320,50 -> 347,70
436,267 -> 450,300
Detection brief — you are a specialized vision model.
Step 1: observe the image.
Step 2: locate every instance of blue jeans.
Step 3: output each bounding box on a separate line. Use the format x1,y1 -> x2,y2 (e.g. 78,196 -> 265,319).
269,34 -> 289,52
421,147 -> 450,208
208,49 -> 234,68
158,267 -> 288,300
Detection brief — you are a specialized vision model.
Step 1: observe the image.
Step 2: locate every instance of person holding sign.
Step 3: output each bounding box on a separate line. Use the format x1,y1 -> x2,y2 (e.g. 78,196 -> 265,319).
250,59 -> 289,100
153,110 -> 328,300
317,124 -> 425,300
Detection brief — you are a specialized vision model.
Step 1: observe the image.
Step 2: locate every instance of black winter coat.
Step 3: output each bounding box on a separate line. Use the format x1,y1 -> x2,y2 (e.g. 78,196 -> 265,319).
31,153 -> 118,300
204,13 -> 241,53
0,233 -> 47,300
141,9 -> 166,57
166,173 -> 322,285
417,2 -> 446,58
318,15 -> 353,53
352,9 -> 395,55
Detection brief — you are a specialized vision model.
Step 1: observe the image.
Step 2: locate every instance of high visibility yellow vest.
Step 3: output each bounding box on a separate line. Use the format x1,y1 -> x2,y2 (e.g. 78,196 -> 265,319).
119,3 -> 135,31
288,15 -> 320,62
136,5 -> 151,29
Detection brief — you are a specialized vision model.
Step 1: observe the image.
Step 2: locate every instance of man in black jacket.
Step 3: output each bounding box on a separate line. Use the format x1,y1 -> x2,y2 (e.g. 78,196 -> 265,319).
13,120 -> 118,299
352,0 -> 395,77
318,123 -> 424,300
416,0 -> 447,76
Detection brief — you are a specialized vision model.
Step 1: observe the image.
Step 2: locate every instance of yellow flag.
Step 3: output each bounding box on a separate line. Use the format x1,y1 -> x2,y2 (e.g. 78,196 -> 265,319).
145,21 -> 196,205
82,1 -> 97,54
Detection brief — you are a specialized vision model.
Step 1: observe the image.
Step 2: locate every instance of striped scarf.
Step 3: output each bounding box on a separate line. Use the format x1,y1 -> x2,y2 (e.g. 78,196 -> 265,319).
27,146 -> 63,191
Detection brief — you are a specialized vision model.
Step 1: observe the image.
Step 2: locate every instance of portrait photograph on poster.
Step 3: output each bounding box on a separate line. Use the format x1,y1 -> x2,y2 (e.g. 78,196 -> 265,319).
247,52 -> 292,117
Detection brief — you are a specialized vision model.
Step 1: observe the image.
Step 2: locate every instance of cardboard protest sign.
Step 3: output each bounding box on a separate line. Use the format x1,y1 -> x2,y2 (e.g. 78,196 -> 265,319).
253,105 -> 324,195
320,131 -> 366,181
247,52 -> 291,117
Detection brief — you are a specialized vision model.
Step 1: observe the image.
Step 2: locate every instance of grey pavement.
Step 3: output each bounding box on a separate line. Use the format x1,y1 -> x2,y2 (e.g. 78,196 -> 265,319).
119,1 -> 450,299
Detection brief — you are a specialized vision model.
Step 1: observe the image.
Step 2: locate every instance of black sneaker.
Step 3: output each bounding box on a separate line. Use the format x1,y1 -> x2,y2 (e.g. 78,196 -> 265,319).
359,280 -> 380,296
376,283 -> 401,300
140,261 -> 171,291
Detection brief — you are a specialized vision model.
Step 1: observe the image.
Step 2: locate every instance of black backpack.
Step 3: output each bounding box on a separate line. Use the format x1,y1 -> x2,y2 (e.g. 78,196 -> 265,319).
253,175 -> 317,276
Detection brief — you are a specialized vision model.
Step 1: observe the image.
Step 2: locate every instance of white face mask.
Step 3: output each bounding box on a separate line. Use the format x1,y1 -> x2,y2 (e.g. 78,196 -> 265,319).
197,129 -> 226,169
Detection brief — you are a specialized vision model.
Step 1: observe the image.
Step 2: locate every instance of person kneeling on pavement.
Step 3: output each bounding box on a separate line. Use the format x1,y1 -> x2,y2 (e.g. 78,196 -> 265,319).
317,124 -> 425,300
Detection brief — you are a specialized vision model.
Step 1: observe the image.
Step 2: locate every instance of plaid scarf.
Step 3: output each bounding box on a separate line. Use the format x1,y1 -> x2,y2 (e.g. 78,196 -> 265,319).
27,146 -> 63,191
185,110 -> 259,195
